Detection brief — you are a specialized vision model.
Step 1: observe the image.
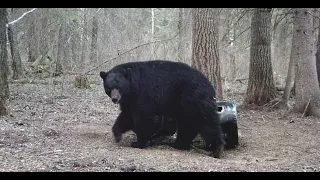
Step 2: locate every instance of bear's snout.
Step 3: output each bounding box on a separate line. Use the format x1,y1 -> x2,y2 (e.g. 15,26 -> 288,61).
111,89 -> 121,104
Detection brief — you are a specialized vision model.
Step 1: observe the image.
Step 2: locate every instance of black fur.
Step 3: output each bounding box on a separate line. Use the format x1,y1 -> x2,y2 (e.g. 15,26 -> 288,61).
100,60 -> 225,158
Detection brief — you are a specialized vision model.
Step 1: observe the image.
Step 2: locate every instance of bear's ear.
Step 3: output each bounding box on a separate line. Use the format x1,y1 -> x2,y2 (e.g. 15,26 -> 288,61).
100,71 -> 108,79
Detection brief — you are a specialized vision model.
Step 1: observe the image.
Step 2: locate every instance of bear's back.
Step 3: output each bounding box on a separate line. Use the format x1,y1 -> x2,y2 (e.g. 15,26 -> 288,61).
111,60 -> 216,99
114,60 -> 206,81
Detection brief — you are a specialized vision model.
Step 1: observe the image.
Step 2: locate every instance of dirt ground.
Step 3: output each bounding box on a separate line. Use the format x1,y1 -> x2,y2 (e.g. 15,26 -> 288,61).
0,75 -> 319,172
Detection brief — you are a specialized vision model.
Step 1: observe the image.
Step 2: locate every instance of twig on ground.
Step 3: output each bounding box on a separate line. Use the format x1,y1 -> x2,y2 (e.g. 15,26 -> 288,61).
301,98 -> 311,118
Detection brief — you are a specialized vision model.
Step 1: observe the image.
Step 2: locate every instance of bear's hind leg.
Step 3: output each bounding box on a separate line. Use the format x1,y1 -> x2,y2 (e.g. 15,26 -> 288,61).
199,123 -> 225,158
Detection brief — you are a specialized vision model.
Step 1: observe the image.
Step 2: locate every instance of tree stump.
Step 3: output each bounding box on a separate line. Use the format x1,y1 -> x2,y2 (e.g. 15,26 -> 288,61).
0,99 -> 7,116
74,75 -> 91,89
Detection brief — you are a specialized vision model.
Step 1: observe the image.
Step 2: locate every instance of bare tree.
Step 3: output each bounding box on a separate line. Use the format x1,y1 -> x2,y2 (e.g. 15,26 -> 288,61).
26,9 -> 39,62
292,8 -> 320,117
80,8 -> 88,71
191,8 -> 223,100
177,8 -> 183,62
70,19 -> 80,67
56,20 -> 66,75
90,11 -> 98,64
245,8 -> 276,106
0,8 -> 8,115
151,8 -> 155,58
316,15 -> 320,87
271,9 -> 292,85
39,9 -> 49,62
7,8 -> 24,79
282,45 -> 295,104
282,14 -> 295,105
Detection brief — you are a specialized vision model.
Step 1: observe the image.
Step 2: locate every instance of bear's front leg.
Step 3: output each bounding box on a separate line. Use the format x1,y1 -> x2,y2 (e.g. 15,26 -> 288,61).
130,119 -> 149,149
130,112 -> 155,149
112,111 -> 133,143
130,136 -> 148,148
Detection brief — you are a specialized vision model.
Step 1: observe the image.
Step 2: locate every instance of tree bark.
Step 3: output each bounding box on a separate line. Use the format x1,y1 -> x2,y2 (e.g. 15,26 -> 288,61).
178,8 -> 183,62
282,45 -> 295,103
245,8 -> 276,106
7,8 -> 24,80
191,8 -> 223,100
272,14 -> 291,80
281,16 -> 297,105
292,8 -> 320,117
26,9 -> 39,62
39,9 -> 49,62
70,19 -> 80,67
56,21 -> 65,75
0,8 -> 8,115
230,53 -> 236,80
316,15 -> 320,87
80,8 -> 88,72
90,13 -> 98,65
151,8 -> 155,59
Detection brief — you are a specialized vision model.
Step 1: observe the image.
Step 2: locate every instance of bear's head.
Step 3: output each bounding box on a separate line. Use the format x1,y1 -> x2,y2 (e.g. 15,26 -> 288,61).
100,68 -> 131,104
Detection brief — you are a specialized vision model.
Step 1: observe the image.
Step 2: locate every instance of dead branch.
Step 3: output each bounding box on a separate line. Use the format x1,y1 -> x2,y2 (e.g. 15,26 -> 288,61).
7,8 -> 37,26
84,33 -> 180,75
220,26 -> 251,49
301,98 -> 311,118
34,65 -> 56,75
234,78 -> 248,84
270,8 -> 293,32
263,97 -> 288,110
220,8 -> 250,44
271,101 -> 280,108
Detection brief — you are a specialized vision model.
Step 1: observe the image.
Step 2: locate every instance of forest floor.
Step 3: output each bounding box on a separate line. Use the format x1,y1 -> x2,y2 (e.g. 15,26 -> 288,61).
0,74 -> 319,172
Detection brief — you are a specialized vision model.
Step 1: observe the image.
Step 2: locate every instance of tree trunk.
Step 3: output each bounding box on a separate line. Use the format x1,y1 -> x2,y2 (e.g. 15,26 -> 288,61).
151,8 -> 155,59
191,8 -> 223,100
90,13 -> 98,65
56,21 -> 65,75
316,16 -> 320,87
230,16 -> 239,81
292,8 -> 320,117
272,15 -> 290,80
7,9 -> 23,80
281,17 -> 297,105
245,8 -> 276,106
70,19 -> 80,68
282,45 -> 295,103
80,8 -> 88,72
39,9 -> 49,62
177,8 -> 183,62
0,8 -> 8,115
230,54 -> 236,80
183,8 -> 193,65
26,9 -> 39,62
63,23 -> 71,71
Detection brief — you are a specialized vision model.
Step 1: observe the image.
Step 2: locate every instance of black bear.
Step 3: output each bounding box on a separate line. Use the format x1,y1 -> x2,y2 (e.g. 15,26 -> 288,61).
100,60 -> 225,158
